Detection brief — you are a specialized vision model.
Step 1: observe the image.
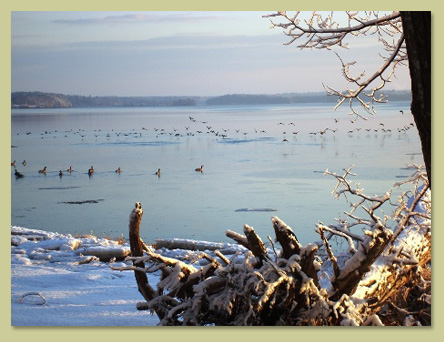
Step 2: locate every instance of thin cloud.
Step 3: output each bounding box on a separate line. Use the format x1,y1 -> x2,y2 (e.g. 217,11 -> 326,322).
12,33 -> 45,40
31,33 -> 283,52
52,12 -> 225,25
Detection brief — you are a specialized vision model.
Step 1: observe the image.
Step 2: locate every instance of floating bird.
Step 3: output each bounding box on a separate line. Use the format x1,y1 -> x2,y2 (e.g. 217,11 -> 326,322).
11,160 -> 16,167
14,169 -> 24,178
88,166 -> 94,176
115,167 -> 121,174
282,138 -> 289,142
22,160 -> 26,166
67,166 -> 73,172
195,165 -> 204,173
59,170 -> 64,177
38,166 -> 47,174
155,168 -> 161,177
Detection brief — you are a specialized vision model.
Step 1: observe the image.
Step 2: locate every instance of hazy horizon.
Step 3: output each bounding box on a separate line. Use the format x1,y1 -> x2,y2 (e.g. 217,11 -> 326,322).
11,88 -> 411,99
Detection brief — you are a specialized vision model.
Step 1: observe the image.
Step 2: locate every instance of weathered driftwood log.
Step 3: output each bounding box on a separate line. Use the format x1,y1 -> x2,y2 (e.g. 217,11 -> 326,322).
128,202 -> 164,318
83,246 -> 130,261
243,224 -> 267,260
225,229 -> 250,250
120,168 -> 431,326
154,238 -> 243,254
329,224 -> 393,301
272,217 -> 302,258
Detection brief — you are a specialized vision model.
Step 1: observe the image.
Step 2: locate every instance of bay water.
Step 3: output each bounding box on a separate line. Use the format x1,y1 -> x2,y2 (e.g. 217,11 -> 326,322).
11,102 -> 422,246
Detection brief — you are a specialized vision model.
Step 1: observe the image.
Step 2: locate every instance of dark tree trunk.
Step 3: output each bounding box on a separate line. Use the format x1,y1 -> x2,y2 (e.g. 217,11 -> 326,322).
400,11 -> 431,187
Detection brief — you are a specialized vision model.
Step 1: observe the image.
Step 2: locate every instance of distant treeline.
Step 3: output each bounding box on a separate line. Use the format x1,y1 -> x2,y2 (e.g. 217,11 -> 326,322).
11,92 -> 198,109
11,90 -> 411,109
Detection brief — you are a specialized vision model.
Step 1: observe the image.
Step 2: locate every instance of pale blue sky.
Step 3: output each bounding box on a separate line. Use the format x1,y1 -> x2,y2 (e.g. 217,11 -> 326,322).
11,11 -> 410,97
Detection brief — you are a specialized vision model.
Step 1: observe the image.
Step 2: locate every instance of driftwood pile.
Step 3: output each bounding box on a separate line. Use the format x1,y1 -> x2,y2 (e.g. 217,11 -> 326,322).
113,167 -> 431,326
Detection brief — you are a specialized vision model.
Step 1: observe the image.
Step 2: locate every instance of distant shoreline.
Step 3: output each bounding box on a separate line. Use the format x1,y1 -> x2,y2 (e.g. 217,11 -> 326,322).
11,90 -> 412,109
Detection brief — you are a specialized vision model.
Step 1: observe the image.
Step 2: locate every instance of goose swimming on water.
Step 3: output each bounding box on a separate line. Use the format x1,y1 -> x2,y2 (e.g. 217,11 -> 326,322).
195,165 -> 204,172
14,169 -> 24,178
38,166 -> 47,174
88,166 -> 94,175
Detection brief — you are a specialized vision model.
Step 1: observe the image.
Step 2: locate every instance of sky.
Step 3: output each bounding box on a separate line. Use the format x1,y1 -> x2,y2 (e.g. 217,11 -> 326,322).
11,11 -> 411,97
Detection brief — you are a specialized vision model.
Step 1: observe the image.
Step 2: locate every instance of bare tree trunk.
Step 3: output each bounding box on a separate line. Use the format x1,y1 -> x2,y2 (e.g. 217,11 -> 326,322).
400,11 -> 431,187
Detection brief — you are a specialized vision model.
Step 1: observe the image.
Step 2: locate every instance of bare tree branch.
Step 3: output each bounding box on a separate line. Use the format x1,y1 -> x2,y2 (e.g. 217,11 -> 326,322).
264,11 -> 406,119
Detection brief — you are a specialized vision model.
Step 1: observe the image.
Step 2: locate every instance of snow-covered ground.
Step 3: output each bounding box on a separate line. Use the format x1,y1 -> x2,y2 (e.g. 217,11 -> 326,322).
11,226 -> 245,326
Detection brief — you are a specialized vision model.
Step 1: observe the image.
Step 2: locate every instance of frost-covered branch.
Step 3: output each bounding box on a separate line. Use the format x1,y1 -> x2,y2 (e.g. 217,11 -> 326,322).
324,165 -> 391,223
264,11 -> 402,49
264,11 -> 406,119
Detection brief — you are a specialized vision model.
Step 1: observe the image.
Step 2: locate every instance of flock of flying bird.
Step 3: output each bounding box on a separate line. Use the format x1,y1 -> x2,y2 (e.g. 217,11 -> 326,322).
12,110 -> 413,179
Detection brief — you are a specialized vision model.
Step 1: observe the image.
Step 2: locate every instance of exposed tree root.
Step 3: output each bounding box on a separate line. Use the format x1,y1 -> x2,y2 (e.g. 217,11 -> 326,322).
113,166 -> 431,326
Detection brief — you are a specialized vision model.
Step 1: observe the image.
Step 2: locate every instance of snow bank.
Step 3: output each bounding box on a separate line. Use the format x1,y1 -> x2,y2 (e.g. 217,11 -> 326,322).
11,226 -> 158,326
10,226 -> 247,326
12,226 -> 131,262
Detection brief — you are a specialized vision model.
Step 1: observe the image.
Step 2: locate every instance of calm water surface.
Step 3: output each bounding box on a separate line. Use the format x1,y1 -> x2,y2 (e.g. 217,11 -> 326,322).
11,102 -> 422,245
